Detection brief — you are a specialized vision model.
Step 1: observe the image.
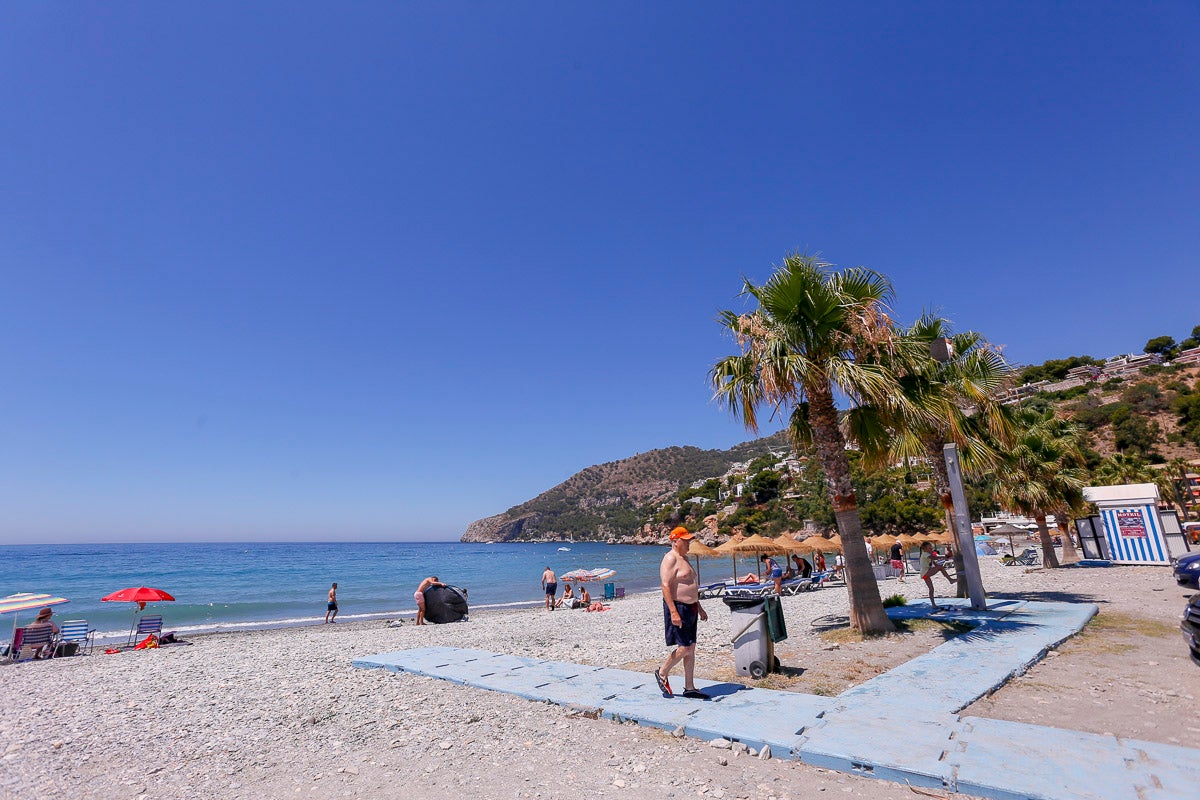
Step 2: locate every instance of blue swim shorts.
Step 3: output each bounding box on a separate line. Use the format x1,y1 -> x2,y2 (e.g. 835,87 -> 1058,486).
663,600 -> 699,647
770,567 -> 783,579
544,582 -> 558,596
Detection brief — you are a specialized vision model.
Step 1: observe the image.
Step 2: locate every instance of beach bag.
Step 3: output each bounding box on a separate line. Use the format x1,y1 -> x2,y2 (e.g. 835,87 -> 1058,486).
134,634 -> 159,650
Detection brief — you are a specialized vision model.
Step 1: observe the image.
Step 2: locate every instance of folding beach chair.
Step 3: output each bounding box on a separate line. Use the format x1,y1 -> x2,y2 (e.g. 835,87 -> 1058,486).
603,583 -> 616,601
13,625 -> 56,663
128,614 -> 163,647
57,620 -> 95,656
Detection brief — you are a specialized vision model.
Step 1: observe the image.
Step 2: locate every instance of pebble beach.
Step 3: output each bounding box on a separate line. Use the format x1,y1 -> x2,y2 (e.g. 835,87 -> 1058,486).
2,554 -> 1193,800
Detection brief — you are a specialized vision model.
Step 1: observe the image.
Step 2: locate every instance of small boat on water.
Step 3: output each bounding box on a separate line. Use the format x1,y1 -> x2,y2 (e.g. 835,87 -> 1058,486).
557,546 -> 571,552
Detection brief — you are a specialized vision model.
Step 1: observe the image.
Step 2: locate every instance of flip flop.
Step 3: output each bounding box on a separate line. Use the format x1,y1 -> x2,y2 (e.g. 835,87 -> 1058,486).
654,671 -> 672,698
682,689 -> 711,700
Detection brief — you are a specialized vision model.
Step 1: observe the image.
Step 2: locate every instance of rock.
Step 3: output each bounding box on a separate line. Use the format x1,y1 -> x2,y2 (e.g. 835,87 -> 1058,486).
672,727 -> 686,738
759,745 -> 772,760
731,742 -> 749,754
439,741 -> 453,750
709,739 -> 732,749
716,756 -> 728,766
613,779 -> 626,788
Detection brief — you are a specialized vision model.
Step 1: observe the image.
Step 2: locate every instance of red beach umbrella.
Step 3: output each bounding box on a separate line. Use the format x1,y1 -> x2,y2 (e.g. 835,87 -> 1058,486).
102,587 -> 175,606
103,587 -> 175,645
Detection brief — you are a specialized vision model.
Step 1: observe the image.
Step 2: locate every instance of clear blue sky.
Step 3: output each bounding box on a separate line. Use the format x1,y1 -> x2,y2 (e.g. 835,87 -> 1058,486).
2,3 -> 1197,544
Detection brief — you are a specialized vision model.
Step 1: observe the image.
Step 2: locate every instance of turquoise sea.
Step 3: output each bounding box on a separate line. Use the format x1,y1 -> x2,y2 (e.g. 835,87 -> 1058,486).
1,541 -> 672,641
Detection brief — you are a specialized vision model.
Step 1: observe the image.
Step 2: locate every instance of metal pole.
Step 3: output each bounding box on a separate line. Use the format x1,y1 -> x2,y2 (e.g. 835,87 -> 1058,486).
943,443 -> 987,611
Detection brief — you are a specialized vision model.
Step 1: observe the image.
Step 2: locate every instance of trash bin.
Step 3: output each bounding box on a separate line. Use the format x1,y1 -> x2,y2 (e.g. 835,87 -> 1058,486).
723,595 -> 782,678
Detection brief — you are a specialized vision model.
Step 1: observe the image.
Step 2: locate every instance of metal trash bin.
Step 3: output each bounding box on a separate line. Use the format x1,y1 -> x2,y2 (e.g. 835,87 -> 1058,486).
723,595 -> 784,678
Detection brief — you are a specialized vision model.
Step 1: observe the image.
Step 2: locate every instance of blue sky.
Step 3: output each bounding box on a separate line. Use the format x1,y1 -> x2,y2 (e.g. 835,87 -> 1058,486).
2,3 -> 1197,544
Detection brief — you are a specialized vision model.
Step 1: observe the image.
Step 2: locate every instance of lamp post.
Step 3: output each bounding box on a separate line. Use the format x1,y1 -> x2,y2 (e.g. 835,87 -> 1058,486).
929,336 -> 987,611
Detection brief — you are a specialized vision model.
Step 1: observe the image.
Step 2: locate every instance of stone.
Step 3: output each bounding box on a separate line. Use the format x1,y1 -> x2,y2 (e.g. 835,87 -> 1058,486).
758,746 -> 772,761
709,739 -> 732,750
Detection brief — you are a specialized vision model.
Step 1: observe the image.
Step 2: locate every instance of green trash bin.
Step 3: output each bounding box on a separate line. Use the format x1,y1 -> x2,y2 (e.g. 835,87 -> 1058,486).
764,595 -> 788,643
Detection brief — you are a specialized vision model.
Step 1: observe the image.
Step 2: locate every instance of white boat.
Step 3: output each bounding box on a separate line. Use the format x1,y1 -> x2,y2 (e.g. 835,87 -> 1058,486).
557,546 -> 571,552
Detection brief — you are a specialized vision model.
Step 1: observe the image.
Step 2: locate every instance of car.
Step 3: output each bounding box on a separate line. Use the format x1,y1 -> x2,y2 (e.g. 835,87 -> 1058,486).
1181,592 -> 1200,667
1173,552 -> 1200,590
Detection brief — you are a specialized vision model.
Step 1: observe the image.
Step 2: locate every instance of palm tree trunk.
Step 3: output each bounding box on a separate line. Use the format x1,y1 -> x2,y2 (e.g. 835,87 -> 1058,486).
924,437 -> 968,598
807,382 -> 894,634
1035,514 -> 1060,568
1056,514 -> 1079,562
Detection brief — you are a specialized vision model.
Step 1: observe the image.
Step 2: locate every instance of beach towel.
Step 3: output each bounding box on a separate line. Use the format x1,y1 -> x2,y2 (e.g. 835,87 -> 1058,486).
134,634 -> 159,650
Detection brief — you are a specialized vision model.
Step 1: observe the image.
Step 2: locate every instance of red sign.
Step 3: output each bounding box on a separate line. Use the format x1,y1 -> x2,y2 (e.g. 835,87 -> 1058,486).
1115,510 -> 1147,539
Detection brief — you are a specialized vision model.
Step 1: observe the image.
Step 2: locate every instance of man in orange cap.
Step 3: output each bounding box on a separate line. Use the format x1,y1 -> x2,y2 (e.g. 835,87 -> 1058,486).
654,526 -> 710,700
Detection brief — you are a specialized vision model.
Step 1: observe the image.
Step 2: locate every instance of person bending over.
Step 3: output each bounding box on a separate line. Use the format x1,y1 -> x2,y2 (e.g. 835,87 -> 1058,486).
415,576 -> 445,626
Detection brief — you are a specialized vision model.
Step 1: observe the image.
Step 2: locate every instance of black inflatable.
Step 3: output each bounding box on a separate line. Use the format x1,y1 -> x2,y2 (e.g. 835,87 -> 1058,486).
423,584 -> 469,624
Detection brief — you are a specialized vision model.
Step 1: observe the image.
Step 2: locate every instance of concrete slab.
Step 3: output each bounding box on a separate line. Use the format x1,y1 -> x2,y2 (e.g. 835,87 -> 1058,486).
353,600 -> 1198,800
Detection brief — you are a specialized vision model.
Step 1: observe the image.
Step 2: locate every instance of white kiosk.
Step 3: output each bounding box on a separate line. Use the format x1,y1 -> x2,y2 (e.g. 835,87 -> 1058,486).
1082,483 -> 1171,565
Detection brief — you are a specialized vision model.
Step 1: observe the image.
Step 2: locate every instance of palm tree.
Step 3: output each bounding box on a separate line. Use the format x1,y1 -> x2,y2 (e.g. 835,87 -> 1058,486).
989,411 -> 1089,568
1093,453 -> 1155,486
1165,457 -> 1198,520
710,254 -> 925,634
852,314 -> 1013,596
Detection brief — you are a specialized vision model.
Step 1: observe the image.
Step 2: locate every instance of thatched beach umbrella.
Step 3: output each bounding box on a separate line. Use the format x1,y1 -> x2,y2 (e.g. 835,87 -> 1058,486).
794,536 -> 841,554
715,534 -> 789,581
685,538 -> 722,582
988,523 -> 1027,557
824,534 -> 843,550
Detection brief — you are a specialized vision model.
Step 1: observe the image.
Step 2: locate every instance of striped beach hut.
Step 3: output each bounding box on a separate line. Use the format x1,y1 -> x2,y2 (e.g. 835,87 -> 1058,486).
1082,483 -> 1171,565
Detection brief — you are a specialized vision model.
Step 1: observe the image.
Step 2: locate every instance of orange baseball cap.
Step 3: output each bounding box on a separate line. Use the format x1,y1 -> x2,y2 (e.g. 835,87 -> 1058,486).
669,526 -> 695,540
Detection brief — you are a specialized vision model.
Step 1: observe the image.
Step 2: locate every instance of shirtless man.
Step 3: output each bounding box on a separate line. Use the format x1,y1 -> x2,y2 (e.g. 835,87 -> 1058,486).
654,527 -> 709,700
414,576 -> 444,625
325,583 -> 338,624
541,566 -> 557,611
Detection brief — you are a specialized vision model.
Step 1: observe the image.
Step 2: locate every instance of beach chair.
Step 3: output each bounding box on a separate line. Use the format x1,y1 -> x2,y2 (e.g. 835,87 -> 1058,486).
128,614 -> 163,647
698,581 -> 730,599
1001,548 -> 1039,567
13,625 -> 56,663
724,582 -> 774,599
57,620 -> 95,656
808,570 -> 834,589
603,583 -> 615,601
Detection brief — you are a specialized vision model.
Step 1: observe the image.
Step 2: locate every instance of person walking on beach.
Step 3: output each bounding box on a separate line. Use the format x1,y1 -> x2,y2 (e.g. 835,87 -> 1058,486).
414,576 -> 445,625
325,583 -> 338,624
920,542 -> 957,611
541,566 -> 558,611
889,541 -> 906,582
655,527 -> 709,700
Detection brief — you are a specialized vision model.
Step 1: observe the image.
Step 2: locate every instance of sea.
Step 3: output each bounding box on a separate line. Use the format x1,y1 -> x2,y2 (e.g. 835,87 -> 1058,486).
0,541 -> 672,642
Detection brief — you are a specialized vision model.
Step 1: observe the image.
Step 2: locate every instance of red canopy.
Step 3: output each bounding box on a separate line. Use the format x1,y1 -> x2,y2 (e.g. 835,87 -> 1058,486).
101,587 -> 176,603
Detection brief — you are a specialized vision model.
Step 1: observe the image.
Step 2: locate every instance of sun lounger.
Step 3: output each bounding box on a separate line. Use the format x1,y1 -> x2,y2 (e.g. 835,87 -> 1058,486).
698,581 -> 732,599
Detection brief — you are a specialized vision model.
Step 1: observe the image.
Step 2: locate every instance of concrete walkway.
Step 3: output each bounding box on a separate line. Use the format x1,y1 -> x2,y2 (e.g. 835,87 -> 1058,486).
353,599 -> 1200,800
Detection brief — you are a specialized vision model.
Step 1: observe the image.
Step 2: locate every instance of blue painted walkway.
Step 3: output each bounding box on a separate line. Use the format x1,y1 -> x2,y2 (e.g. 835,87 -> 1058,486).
353,599 -> 1200,800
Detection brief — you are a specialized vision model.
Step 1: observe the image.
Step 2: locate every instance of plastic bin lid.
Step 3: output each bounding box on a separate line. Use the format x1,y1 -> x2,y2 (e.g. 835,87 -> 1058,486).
722,595 -> 766,610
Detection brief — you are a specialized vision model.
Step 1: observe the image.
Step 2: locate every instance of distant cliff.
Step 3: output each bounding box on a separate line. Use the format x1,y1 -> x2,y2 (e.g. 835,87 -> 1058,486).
460,433 -> 789,543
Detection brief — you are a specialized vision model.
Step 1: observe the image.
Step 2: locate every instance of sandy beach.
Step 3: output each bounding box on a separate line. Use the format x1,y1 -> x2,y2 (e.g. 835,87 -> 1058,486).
2,554 -> 1195,800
